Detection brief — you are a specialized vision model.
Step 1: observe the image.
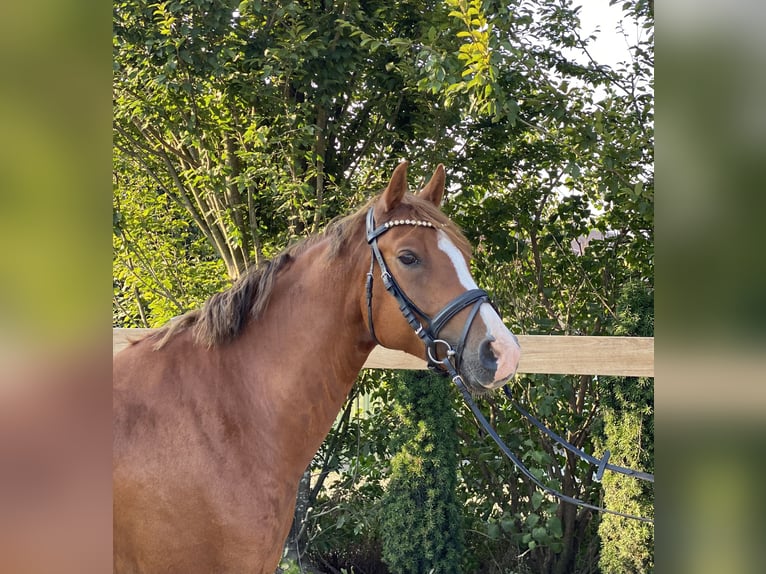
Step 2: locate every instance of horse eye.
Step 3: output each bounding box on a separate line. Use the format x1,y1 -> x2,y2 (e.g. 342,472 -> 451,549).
397,252 -> 419,266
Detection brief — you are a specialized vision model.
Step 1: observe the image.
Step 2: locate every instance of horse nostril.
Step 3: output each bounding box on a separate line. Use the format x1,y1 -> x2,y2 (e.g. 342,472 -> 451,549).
479,337 -> 497,371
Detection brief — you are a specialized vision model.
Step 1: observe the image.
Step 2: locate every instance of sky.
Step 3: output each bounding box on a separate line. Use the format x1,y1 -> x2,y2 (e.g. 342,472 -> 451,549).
575,1 -> 636,68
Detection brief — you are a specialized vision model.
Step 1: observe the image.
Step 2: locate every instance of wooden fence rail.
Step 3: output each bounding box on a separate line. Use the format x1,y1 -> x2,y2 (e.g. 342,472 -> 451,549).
113,329 -> 653,377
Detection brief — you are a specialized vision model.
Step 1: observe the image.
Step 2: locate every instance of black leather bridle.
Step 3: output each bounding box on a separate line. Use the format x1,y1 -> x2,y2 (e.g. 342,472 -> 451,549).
364,205 -> 654,523
365,207 -> 490,374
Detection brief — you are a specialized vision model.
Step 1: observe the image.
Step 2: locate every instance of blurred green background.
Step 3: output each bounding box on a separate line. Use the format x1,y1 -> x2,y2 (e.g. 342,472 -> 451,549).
658,1 -> 766,573
0,1 -> 111,352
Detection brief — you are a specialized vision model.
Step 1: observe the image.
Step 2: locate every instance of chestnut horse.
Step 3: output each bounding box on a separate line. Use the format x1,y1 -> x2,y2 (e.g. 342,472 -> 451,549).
113,162 -> 521,573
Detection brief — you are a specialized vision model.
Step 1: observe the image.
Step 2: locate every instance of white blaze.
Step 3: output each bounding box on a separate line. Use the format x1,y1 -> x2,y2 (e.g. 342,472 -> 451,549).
437,231 -> 521,381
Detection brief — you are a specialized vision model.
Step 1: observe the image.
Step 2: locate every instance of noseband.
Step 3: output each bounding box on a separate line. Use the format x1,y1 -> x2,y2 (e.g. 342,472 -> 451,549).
365,207 -> 490,373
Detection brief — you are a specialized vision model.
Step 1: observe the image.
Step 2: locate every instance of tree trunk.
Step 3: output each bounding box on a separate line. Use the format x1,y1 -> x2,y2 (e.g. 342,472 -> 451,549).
284,467 -> 312,566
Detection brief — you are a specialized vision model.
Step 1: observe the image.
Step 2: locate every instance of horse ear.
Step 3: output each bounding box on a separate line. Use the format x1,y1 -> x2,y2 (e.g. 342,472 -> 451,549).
418,164 -> 445,207
380,161 -> 409,212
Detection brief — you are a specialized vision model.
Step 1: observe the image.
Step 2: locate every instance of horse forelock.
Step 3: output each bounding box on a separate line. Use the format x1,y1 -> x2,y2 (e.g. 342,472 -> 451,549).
144,191 -> 470,350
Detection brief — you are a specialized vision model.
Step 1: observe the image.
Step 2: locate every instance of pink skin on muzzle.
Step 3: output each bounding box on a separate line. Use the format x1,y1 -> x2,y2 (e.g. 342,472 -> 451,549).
489,328 -> 521,383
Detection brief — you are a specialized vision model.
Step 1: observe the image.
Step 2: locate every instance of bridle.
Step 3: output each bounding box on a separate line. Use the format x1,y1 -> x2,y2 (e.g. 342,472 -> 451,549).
365,207 -> 490,373
364,205 -> 654,524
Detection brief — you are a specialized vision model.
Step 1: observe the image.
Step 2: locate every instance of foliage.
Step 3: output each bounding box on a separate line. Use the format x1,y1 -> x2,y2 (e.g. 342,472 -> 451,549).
113,0 -> 463,287
113,0 -> 654,571
113,147 -> 227,326
431,0 -> 653,570
380,371 -> 463,573
595,282 -> 654,573
304,371 -> 396,573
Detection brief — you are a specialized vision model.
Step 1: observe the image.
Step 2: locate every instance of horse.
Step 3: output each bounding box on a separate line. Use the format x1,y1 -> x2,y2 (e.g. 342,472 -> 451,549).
113,162 -> 521,573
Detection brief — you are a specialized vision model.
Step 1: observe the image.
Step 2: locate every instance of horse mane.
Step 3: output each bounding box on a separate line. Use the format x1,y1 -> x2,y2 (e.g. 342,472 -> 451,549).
145,192 -> 470,350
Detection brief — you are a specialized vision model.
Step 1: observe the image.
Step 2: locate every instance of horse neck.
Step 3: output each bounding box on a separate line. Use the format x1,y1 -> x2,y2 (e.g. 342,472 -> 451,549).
227,232 -> 374,445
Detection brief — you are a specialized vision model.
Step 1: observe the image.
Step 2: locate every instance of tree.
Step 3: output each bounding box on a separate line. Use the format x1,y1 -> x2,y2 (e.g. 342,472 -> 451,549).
113,0 -> 463,286
416,1 -> 653,571
113,146 -> 227,327
380,371 -> 464,573
596,282 -> 654,573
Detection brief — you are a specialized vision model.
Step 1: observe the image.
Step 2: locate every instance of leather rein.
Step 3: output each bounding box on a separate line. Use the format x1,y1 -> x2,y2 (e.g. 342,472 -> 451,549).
364,207 -> 654,524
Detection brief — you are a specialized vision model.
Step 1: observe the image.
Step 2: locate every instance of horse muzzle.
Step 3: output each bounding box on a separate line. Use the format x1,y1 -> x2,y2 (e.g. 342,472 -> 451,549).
457,314 -> 521,392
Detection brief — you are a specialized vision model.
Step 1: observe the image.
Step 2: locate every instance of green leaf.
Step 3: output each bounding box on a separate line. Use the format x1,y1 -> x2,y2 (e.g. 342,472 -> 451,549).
548,516 -> 563,538
532,526 -> 548,542
526,513 -> 540,528
487,522 -> 501,540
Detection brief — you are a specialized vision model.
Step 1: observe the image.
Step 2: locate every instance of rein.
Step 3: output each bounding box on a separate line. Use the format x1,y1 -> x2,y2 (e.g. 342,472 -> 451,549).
503,387 -> 655,484
364,206 -> 654,524
450,366 -> 655,524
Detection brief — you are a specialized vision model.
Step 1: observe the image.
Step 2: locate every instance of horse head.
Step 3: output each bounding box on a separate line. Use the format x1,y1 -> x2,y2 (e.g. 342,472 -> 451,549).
364,162 -> 521,393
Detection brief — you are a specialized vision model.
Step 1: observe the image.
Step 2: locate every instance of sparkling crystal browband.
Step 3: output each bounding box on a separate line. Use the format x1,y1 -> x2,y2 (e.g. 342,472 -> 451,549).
382,219 -> 435,229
